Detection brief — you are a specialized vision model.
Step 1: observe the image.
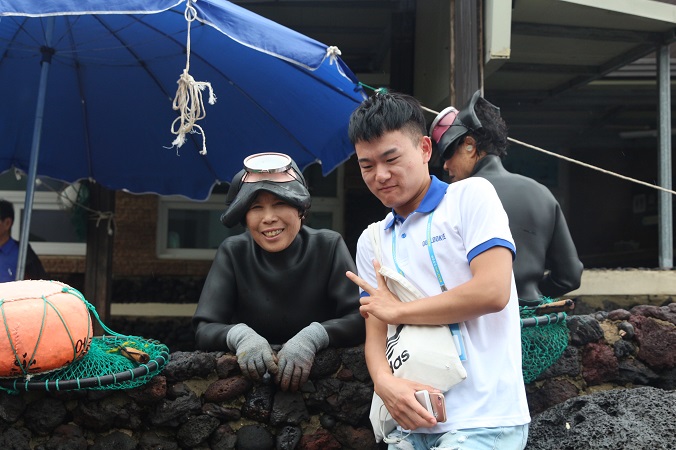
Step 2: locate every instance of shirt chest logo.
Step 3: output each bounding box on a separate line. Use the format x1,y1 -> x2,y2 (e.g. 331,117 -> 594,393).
422,233 -> 446,247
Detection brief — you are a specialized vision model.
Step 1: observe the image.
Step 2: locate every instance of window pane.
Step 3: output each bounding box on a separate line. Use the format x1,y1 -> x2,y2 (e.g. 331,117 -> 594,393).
2,171 -> 87,254
303,163 -> 338,197
21,209 -> 86,243
305,211 -> 333,230
212,183 -> 229,195
0,172 -> 69,192
167,209 -> 244,249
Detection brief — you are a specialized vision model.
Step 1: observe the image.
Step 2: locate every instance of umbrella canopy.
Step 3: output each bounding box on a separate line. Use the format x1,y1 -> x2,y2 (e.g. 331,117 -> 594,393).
0,0 -> 366,201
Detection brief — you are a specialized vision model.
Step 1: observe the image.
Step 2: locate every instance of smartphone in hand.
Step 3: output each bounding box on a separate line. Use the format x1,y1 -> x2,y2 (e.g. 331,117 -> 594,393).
414,390 -> 447,423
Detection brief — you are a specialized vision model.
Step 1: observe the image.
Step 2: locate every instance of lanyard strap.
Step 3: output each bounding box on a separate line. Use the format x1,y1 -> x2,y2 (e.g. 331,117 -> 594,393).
391,222 -> 405,276
390,212 -> 447,292
426,211 -> 447,292
390,212 -> 466,360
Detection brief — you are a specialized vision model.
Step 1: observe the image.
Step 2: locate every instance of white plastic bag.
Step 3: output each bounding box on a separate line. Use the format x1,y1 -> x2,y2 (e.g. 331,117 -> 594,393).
366,222 -> 467,442
385,323 -> 466,390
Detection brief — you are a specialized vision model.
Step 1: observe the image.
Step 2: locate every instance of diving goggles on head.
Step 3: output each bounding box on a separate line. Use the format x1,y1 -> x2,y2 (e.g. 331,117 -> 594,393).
241,152 -> 300,183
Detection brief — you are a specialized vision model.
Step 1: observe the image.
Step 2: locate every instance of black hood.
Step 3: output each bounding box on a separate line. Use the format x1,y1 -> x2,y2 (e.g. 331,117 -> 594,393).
220,161 -> 311,228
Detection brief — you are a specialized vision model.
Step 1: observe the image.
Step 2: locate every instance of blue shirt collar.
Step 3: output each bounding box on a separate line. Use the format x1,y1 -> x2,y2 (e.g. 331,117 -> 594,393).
0,238 -> 17,254
384,175 -> 448,229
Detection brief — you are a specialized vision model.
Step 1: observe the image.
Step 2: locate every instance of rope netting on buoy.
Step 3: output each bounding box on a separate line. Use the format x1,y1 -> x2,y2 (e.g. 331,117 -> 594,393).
0,280 -> 169,393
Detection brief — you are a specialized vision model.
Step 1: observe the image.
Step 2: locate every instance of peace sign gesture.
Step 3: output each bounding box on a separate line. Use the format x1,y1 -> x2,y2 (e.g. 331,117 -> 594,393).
346,260 -> 405,323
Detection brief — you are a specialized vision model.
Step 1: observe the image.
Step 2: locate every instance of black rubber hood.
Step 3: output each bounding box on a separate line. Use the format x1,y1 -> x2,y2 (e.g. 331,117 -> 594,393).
430,90 -> 498,160
220,160 -> 311,228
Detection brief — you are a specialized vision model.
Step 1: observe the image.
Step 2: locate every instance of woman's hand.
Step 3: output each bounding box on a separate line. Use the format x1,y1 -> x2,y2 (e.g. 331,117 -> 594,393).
275,322 -> 328,392
226,324 -> 278,379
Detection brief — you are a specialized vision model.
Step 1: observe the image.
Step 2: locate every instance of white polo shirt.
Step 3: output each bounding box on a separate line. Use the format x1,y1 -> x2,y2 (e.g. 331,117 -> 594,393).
356,175 -> 530,432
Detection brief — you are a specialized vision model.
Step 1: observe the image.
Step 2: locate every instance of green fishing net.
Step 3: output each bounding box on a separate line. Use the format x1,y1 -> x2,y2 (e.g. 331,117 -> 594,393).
520,297 -> 569,384
0,285 -> 170,394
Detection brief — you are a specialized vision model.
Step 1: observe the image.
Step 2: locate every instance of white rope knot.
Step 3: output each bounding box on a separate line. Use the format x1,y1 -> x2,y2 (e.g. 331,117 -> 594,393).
326,46 -> 341,65
169,0 -> 216,155
170,69 -> 216,154
184,0 -> 198,22
323,45 -> 350,80
92,211 -> 116,236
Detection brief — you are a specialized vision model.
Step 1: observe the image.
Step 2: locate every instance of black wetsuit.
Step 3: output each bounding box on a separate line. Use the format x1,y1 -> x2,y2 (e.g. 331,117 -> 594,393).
193,226 -> 365,349
471,155 -> 583,302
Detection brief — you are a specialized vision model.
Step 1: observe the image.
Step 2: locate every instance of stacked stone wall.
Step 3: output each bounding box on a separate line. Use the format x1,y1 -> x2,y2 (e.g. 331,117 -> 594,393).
1,303 -> 675,449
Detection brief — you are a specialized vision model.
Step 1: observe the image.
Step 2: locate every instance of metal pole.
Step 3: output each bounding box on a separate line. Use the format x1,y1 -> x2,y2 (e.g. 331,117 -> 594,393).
16,17 -> 55,280
657,44 -> 673,268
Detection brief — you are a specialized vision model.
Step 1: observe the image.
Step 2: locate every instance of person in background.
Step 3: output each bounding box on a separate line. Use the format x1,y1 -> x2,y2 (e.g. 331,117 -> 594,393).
0,199 -> 47,282
429,90 -> 583,305
347,91 -> 530,449
192,152 -> 364,392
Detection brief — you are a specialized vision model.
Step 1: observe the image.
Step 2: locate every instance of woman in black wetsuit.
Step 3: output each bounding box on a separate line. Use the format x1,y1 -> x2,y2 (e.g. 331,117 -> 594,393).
192,153 -> 364,392
429,91 -> 583,304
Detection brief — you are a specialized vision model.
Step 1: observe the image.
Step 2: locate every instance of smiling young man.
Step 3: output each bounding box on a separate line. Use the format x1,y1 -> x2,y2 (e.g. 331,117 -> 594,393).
346,92 -> 530,449
192,153 -> 364,392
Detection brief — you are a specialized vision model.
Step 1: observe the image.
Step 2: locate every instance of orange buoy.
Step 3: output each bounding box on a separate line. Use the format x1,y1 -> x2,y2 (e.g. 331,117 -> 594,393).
0,280 -> 92,377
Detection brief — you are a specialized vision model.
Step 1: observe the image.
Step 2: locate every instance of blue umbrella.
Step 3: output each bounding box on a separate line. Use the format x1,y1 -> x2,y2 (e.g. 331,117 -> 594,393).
0,0 -> 365,277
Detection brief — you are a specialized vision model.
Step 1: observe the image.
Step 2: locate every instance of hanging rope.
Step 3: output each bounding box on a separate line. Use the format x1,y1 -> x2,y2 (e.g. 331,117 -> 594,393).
19,174 -> 118,237
507,137 -> 676,196
169,0 -> 217,155
92,211 -> 116,236
324,46 -> 349,79
400,93 -> 676,197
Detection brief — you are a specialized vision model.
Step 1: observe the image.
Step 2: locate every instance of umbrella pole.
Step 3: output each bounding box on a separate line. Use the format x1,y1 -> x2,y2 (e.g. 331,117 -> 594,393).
17,17 -> 55,280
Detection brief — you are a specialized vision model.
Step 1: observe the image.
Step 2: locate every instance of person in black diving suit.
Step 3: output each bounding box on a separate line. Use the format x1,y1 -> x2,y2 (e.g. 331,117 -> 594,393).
192,152 -> 364,392
429,91 -> 583,305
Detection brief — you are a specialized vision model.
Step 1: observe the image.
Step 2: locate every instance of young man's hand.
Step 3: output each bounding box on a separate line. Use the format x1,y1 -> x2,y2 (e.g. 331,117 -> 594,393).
376,374 -> 439,431
346,260 -> 405,323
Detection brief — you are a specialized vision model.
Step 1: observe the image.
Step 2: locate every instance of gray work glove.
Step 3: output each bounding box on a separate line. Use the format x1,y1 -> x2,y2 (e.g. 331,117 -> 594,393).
226,324 -> 278,380
275,322 -> 329,392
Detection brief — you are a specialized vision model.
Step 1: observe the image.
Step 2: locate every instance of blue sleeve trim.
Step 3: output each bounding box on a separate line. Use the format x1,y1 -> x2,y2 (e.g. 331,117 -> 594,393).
467,238 -> 516,263
360,291 -> 371,298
